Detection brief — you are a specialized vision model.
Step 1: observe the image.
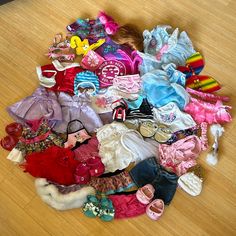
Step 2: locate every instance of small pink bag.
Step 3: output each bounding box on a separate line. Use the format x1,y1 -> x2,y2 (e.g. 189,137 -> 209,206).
81,50 -> 105,71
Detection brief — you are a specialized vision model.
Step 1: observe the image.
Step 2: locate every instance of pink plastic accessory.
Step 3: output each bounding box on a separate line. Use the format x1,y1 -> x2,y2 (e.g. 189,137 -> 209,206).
146,199 -> 164,221
136,184 -> 155,205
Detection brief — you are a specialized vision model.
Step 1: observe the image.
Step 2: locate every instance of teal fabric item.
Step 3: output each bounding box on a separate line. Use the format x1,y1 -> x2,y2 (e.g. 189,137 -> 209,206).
142,70 -> 189,110
138,25 -> 195,75
162,63 -> 186,87
125,95 -> 144,110
83,195 -> 100,218
99,198 -> 115,222
74,70 -> 100,95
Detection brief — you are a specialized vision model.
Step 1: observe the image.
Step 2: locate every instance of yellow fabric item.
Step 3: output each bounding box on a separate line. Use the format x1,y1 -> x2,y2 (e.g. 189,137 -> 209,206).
70,36 -> 105,55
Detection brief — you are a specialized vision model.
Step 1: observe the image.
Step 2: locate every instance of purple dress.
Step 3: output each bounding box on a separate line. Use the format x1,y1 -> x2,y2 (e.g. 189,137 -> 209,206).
7,87 -> 62,126
53,92 -> 103,134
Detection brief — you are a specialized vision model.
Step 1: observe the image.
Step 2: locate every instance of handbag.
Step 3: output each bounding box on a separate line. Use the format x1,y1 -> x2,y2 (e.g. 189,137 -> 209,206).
178,172 -> 203,196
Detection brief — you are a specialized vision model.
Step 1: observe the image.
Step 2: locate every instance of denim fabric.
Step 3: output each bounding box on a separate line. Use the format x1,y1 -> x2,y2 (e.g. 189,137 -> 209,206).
129,157 -> 178,205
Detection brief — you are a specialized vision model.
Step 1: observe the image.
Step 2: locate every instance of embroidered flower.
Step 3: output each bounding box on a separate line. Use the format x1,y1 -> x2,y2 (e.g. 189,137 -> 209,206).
95,97 -> 107,108
160,113 -> 176,123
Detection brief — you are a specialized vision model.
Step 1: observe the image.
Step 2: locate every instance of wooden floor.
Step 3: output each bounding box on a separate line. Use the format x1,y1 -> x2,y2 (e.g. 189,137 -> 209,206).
0,0 -> 236,235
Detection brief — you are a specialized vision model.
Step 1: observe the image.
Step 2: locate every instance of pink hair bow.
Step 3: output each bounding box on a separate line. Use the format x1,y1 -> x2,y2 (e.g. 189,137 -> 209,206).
156,44 -> 169,61
98,11 -> 119,35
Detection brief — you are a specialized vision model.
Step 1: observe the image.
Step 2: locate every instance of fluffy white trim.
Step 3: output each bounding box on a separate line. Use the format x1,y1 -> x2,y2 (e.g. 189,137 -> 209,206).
35,178 -> 95,210
206,152 -> 218,166
206,124 -> 224,166
210,124 -> 224,137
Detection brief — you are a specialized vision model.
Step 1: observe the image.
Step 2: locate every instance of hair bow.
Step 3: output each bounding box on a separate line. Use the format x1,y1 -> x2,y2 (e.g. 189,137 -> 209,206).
97,11 -> 119,35
177,52 -> 221,93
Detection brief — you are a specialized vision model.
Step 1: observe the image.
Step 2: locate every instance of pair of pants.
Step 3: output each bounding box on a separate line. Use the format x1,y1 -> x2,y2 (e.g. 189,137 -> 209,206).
129,157 -> 178,205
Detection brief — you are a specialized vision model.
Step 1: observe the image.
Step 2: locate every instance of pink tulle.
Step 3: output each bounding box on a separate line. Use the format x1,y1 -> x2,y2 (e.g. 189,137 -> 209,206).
22,146 -> 79,185
108,194 -> 146,219
185,97 -> 232,124
185,88 -> 232,124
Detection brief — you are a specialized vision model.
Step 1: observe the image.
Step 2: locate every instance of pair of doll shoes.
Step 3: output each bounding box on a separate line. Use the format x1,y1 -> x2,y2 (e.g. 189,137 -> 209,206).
136,184 -> 164,221
1,122 -> 23,151
139,121 -> 172,143
83,195 -> 115,221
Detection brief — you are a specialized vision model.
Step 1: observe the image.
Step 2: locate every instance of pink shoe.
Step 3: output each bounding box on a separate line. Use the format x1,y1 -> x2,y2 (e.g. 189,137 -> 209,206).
146,199 -> 164,220
136,184 -> 155,204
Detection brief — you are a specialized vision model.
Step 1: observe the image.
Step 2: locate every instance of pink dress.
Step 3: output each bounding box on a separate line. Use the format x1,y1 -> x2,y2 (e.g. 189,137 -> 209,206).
73,136 -> 100,162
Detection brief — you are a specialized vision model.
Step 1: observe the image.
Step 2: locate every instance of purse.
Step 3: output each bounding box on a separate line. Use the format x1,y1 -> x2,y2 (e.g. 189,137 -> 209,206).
81,50 -> 105,71
178,172 -> 203,196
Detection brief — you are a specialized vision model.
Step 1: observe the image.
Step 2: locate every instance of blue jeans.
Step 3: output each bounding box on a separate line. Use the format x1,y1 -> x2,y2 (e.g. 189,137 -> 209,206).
129,157 -> 178,205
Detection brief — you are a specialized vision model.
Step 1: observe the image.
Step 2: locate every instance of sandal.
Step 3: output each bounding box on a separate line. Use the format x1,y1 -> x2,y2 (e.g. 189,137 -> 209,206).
139,121 -> 172,143
136,184 -> 155,205
46,33 -> 75,61
98,197 -> 115,222
82,195 -> 100,218
146,199 -> 164,220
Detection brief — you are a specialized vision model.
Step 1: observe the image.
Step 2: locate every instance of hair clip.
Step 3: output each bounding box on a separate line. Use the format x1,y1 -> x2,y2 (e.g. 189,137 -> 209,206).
97,11 -> 119,35
47,33 -> 75,61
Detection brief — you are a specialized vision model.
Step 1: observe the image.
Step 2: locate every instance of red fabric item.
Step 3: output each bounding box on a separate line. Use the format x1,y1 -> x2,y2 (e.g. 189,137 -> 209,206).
22,146 -> 79,185
74,156 -> 105,184
108,194 -> 146,219
73,136 -> 99,162
40,63 -> 83,94
0,135 -> 19,151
